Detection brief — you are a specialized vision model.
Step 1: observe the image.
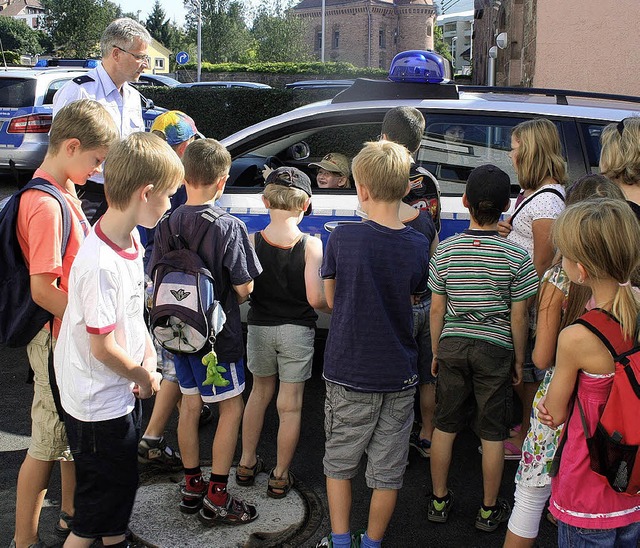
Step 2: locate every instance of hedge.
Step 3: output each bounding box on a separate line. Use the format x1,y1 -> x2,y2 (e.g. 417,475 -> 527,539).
179,60 -> 388,78
141,87 -> 340,141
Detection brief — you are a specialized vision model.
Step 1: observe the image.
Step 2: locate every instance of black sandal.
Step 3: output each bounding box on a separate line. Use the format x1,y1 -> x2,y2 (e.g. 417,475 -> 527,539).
267,468 -> 295,499
54,510 -> 73,537
235,455 -> 264,486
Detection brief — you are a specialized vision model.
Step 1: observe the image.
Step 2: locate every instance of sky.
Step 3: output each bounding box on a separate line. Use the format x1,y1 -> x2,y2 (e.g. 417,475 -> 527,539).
113,1 -> 187,26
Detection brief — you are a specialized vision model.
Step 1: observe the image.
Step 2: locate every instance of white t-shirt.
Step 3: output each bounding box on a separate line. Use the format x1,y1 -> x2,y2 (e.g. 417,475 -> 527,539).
507,183 -> 566,258
54,221 -> 147,421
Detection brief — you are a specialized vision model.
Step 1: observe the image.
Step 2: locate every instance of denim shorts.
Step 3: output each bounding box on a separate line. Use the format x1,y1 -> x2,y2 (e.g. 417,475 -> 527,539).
173,352 -> 245,403
155,342 -> 178,384
323,382 -> 415,489
412,297 -> 435,384
434,336 -> 513,441
558,520 -> 640,548
247,324 -> 314,383
64,401 -> 142,538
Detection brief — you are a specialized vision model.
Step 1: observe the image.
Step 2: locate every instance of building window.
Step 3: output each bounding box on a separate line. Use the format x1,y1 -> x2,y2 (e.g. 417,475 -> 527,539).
444,23 -> 456,33
379,29 -> 385,48
333,30 -> 339,49
155,58 -> 165,70
315,31 -> 322,51
427,24 -> 432,37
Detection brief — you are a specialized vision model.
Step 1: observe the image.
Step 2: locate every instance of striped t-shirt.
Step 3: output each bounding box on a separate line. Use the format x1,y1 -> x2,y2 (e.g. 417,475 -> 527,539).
428,229 -> 539,349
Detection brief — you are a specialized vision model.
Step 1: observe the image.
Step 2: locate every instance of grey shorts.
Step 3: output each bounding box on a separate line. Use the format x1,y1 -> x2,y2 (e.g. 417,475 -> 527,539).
247,324 -> 315,383
323,381 -> 415,490
434,336 -> 513,441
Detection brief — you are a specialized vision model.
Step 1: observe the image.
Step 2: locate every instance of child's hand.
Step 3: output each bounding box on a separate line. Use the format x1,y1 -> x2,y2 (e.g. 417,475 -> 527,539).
262,165 -> 274,180
134,371 -> 162,399
497,218 -> 512,238
512,361 -> 523,386
431,356 -> 439,377
202,351 -> 230,387
536,396 -> 555,427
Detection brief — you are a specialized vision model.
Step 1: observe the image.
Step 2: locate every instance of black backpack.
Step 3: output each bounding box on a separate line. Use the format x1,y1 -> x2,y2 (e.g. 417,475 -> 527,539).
0,178 -> 71,347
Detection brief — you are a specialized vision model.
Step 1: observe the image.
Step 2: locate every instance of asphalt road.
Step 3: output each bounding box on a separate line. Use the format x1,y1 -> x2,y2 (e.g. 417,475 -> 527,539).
0,339 -> 559,548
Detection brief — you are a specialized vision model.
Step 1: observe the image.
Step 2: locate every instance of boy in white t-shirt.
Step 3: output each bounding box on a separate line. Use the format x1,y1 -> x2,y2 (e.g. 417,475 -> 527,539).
54,132 -> 184,547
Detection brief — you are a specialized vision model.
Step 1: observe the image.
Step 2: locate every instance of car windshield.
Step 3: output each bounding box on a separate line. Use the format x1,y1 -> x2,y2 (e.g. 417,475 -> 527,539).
0,78 -> 36,108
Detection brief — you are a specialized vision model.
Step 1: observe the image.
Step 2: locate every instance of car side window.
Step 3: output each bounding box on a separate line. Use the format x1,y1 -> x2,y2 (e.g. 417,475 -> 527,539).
578,122 -> 608,173
44,79 -> 72,105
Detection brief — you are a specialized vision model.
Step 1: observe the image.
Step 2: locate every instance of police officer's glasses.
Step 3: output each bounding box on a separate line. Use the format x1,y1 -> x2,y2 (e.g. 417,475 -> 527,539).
113,45 -> 150,65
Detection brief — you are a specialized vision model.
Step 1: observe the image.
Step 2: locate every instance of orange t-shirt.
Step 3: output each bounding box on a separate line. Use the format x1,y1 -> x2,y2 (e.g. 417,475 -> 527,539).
16,169 -> 89,336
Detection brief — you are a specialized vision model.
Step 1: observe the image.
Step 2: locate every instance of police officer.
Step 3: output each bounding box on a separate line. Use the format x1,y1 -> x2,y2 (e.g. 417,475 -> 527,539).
53,18 -> 152,224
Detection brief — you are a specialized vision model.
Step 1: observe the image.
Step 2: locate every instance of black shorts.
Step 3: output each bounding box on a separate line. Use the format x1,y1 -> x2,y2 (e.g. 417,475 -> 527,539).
64,400 -> 142,538
433,336 -> 513,441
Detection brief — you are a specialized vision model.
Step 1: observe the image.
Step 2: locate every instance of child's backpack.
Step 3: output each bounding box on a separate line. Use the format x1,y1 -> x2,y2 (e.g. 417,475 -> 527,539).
574,309 -> 640,496
150,210 -> 226,354
0,178 -> 71,347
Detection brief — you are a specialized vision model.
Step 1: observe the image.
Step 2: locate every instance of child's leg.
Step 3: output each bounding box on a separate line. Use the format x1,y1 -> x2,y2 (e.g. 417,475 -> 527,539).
480,439 -> 504,506
327,478 -> 352,534
173,354 -> 204,469
418,383 -> 436,441
212,394 -> 244,476
367,489 -> 398,541
274,381 -> 305,480
14,456 -> 55,546
60,460 -> 76,531
430,429 -> 457,497
142,378 -> 182,438
239,375 -> 276,470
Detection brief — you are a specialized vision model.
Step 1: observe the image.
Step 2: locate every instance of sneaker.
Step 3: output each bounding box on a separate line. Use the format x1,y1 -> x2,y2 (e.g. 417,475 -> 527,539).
409,431 -> 431,458
198,493 -> 258,526
199,404 -> 213,427
427,490 -> 454,523
179,475 -> 209,514
475,498 -> 511,532
137,437 -> 182,471
315,532 -> 363,548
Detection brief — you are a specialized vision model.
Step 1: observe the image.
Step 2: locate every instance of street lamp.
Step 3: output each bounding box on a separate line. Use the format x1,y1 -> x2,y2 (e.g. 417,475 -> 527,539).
451,36 -> 457,68
185,0 -> 202,82
487,32 -> 507,86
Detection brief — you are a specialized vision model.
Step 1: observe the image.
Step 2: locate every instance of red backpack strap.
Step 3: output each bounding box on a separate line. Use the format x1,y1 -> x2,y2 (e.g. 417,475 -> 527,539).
573,308 -> 633,357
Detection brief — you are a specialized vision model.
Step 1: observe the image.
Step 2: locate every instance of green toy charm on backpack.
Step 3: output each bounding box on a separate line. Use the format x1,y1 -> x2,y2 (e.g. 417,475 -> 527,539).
202,349 -> 229,387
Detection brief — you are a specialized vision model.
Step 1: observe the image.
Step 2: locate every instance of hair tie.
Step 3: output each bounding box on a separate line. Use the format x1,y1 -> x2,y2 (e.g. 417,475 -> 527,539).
619,280 -> 632,288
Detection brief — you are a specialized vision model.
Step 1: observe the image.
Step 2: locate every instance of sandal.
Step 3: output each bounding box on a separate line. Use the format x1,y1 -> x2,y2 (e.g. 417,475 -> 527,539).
54,510 -> 73,537
198,493 -> 258,526
235,455 -> 264,486
267,468 -> 295,499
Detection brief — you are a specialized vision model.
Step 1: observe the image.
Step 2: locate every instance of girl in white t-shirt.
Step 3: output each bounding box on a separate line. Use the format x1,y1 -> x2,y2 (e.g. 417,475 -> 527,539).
498,118 -> 568,459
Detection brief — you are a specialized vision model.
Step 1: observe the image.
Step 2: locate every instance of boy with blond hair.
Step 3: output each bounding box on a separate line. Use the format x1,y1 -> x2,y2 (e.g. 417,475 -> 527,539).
11,99 -> 119,548
317,140 -> 431,548
53,132 -> 184,547
238,167 -> 327,498
149,139 -> 262,525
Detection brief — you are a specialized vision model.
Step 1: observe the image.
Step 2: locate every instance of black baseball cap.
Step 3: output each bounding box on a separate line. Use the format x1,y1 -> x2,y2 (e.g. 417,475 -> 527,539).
265,166 -> 313,215
465,164 -> 511,210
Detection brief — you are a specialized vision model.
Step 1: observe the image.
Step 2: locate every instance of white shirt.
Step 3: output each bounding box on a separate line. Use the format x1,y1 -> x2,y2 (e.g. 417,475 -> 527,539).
52,63 -> 144,185
54,222 -> 147,421
507,183 -> 566,258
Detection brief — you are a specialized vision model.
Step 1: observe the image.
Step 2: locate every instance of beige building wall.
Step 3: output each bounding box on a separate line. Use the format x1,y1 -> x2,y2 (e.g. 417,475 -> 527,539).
534,0 -> 640,95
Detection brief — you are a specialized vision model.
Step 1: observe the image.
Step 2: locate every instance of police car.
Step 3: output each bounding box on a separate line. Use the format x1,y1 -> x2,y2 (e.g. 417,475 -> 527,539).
0,66 -> 165,176
219,51 -> 640,242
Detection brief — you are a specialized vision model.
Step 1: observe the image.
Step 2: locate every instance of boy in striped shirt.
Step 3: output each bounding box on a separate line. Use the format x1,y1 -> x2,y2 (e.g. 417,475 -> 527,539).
427,164 -> 539,532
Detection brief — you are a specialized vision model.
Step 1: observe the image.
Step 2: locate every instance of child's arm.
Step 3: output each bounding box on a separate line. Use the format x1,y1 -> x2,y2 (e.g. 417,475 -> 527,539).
90,332 -> 161,399
323,279 -> 335,311
532,281 -> 564,370
531,218 -> 555,278
305,236 -> 330,313
430,292 -> 446,376
233,280 -> 254,304
510,298 -> 528,385
30,273 -> 67,320
141,330 -> 157,375
429,234 -> 439,258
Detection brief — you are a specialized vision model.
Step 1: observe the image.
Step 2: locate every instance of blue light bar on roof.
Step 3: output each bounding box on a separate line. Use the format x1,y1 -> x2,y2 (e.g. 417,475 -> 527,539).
388,50 -> 452,84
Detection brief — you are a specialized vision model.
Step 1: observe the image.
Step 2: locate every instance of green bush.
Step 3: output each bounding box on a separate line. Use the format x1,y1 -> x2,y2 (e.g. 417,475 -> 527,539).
179,60 -> 387,78
142,87 -> 340,140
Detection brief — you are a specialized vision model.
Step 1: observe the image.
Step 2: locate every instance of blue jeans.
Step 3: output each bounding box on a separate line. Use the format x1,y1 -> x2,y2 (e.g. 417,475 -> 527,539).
558,521 -> 640,548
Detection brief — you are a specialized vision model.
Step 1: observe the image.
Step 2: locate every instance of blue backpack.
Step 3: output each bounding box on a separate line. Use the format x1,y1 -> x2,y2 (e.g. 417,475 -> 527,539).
150,209 -> 226,354
0,178 -> 71,347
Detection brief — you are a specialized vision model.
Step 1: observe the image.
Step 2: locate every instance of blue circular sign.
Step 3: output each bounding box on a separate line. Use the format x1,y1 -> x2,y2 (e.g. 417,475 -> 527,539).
176,51 -> 190,65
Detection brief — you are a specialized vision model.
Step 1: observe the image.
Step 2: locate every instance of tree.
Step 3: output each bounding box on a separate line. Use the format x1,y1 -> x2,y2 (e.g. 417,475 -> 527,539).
251,1 -> 309,62
0,17 -> 44,55
433,25 -> 452,64
41,0 -> 123,58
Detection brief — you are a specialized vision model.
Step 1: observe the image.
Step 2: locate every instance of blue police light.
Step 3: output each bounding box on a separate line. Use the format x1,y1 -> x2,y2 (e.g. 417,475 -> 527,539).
34,59 -> 48,67
388,50 -> 452,84
83,59 -> 99,68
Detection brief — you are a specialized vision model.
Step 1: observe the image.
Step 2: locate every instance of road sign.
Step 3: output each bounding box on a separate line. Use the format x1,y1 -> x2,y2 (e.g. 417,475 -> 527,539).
176,51 -> 190,65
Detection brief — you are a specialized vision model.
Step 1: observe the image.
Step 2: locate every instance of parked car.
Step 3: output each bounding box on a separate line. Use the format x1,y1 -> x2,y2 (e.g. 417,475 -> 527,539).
176,81 -> 272,89
219,79 -> 640,243
285,79 -> 355,91
0,68 -> 165,176
132,73 -> 181,88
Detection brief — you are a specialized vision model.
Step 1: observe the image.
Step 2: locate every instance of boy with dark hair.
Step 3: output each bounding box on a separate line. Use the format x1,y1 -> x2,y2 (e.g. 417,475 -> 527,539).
149,138 -> 262,525
53,131 -> 184,547
427,164 -> 539,532
11,99 -> 119,548
317,140 -> 431,548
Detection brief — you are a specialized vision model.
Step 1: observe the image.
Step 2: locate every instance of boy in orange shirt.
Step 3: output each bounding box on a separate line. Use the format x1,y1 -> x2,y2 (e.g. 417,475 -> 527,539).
11,100 -> 119,548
